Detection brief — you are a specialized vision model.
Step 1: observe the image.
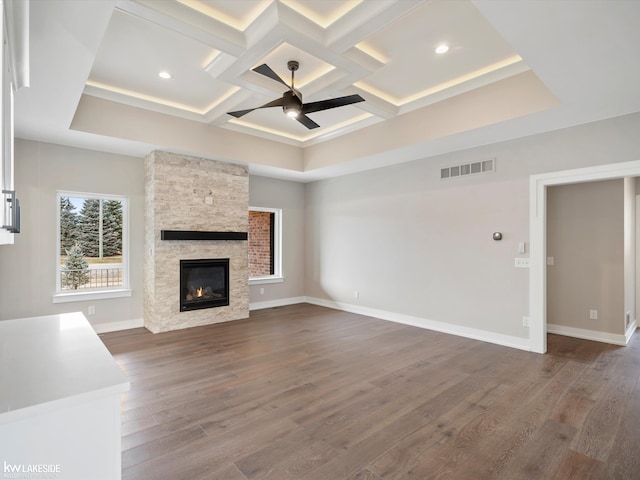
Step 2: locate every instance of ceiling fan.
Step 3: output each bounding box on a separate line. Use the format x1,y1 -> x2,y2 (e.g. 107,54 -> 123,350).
227,60 -> 365,130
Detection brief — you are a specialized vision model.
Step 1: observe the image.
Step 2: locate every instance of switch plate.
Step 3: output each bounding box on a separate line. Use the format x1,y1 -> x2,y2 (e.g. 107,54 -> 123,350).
354,290 -> 359,299
514,258 -> 530,268
205,196 -> 213,205
547,257 -> 555,266
88,305 -> 96,315
590,309 -> 598,320
522,316 -> 530,327
518,242 -> 526,254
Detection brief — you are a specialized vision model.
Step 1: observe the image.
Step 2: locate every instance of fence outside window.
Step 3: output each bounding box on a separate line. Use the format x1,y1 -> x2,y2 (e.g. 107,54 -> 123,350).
60,267 -> 123,290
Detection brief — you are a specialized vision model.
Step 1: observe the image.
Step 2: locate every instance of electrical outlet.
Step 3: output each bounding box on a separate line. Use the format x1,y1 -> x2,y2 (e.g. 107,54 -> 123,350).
354,290 -> 359,299
589,309 -> 598,320
88,305 -> 96,315
259,288 -> 264,295
522,316 -> 529,327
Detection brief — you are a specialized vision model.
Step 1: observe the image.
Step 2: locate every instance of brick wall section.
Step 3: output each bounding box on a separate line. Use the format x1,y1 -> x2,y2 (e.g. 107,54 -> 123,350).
248,211 -> 273,276
144,151 -> 249,333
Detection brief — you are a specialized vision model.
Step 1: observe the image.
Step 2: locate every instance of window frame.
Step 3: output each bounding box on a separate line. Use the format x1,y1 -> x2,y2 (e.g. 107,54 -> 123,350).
53,190 -> 131,303
0,4 -> 15,245
248,206 -> 283,285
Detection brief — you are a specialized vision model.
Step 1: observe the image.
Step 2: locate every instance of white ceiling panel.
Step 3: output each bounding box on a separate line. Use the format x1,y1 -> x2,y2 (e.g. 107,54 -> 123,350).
176,0 -> 271,30
280,0 -> 363,27
89,10 -> 227,111
356,0 -> 520,103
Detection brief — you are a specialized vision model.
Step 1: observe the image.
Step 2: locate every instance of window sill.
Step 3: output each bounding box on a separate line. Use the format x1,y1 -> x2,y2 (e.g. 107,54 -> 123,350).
249,276 -> 284,286
0,229 -> 14,245
52,289 -> 132,304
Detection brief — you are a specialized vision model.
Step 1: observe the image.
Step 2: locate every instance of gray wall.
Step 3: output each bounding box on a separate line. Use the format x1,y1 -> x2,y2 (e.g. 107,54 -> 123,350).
0,139 -> 145,327
547,179 -> 624,334
249,175 -> 305,305
4,112 -> 640,341
304,112 -> 640,340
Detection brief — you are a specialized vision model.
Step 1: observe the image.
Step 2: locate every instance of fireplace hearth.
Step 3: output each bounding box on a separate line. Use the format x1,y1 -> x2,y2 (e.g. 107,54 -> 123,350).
180,258 -> 229,312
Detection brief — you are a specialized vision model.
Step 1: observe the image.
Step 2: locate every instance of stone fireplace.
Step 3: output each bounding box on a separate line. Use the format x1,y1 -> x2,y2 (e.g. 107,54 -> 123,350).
144,151 -> 249,333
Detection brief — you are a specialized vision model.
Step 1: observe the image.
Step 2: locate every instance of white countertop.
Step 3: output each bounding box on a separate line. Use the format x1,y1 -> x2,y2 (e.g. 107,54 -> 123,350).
0,312 -> 129,423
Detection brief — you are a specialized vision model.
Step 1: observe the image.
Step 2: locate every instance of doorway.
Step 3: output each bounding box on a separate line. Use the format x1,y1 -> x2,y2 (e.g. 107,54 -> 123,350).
529,160 -> 640,353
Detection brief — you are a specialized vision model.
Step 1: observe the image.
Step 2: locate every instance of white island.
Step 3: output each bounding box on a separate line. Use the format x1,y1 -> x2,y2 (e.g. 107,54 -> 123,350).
0,312 -> 129,479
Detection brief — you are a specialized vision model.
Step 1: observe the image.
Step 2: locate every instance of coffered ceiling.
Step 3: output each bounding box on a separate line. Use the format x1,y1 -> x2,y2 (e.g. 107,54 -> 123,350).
14,0 -> 640,181
83,0 -> 527,145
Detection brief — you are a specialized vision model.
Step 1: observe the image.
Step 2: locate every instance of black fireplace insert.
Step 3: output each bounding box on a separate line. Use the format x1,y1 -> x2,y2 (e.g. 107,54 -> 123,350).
180,258 -> 229,311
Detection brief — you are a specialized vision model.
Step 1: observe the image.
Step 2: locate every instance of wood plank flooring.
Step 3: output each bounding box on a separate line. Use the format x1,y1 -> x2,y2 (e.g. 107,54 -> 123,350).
99,304 -> 640,479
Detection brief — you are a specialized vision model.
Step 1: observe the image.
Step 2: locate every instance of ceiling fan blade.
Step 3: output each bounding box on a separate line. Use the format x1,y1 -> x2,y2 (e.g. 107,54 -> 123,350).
301,94 -> 365,114
296,114 -> 320,130
227,108 -> 255,118
227,97 -> 285,118
253,64 -> 290,89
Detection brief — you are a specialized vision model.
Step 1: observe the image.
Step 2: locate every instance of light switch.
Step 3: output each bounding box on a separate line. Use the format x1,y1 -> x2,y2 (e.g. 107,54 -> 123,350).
518,242 -> 526,254
205,196 -> 213,205
547,257 -> 555,266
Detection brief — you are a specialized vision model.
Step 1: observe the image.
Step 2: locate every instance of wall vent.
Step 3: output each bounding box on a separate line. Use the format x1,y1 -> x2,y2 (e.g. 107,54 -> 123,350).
441,158 -> 495,180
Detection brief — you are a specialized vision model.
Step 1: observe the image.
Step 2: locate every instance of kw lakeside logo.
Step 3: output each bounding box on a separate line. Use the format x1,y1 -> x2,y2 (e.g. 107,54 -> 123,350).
3,461 -> 61,479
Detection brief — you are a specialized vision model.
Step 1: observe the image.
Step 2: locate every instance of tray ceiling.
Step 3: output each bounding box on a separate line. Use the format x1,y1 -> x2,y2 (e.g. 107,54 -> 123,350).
83,0 -> 530,146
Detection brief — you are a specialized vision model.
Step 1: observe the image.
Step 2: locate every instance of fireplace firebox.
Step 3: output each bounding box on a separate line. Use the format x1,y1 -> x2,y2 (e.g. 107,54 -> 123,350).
180,258 -> 229,311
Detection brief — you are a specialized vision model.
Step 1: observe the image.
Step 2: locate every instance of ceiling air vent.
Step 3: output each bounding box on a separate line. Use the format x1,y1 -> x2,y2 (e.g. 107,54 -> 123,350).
441,158 -> 495,180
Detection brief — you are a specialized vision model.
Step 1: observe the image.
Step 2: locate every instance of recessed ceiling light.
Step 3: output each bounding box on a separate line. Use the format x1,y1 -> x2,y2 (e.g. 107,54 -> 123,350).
435,43 -> 449,55
158,71 -> 172,80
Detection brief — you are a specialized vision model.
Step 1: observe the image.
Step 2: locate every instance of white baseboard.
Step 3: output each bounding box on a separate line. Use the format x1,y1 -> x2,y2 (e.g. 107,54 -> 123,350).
547,323 -> 633,346
304,296 -> 531,352
93,318 -> 144,334
92,303 -> 637,351
625,319 -> 637,343
250,296 -> 306,311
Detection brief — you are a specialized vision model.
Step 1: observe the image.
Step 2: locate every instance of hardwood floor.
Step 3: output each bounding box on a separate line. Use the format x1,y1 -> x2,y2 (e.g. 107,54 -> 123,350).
100,304 -> 640,479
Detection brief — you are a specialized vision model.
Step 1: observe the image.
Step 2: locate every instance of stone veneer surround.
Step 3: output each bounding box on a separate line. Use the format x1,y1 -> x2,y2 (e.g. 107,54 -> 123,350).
144,151 -> 249,333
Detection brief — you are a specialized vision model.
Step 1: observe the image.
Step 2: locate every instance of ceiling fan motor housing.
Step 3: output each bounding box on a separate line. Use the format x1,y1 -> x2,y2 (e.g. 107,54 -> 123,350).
282,90 -> 302,117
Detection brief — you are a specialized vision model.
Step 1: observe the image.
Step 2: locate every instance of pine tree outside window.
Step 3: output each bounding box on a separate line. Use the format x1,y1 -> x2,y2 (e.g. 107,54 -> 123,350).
54,191 -> 131,303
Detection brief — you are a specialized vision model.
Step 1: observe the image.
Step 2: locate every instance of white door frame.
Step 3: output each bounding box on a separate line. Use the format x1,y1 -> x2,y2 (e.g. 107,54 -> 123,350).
529,159 -> 640,353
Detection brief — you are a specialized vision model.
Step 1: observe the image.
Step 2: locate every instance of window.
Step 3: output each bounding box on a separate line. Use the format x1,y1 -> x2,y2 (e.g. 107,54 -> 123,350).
54,191 -> 131,302
248,207 -> 282,284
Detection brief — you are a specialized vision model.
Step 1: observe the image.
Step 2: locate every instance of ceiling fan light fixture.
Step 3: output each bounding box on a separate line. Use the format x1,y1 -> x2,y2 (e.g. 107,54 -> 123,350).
284,106 -> 300,118
282,89 -> 302,118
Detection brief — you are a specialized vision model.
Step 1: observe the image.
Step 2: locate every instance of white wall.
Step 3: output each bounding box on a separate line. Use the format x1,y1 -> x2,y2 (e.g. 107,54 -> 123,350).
304,112 -> 640,344
0,139 -> 145,328
249,175 -> 305,307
